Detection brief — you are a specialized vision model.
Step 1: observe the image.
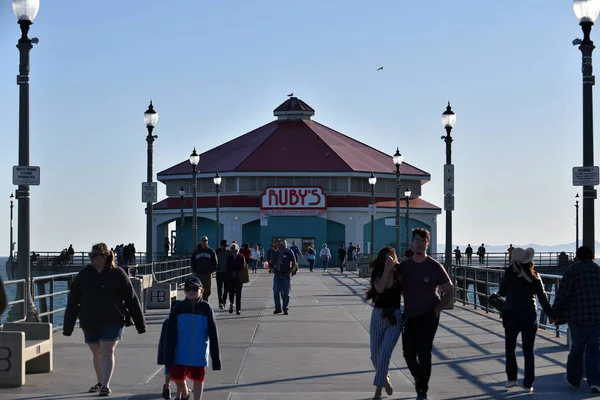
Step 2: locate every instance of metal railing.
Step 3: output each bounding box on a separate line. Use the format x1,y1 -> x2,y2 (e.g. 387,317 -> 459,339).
449,264 -> 563,337
1,259 -> 192,331
433,251 -> 574,268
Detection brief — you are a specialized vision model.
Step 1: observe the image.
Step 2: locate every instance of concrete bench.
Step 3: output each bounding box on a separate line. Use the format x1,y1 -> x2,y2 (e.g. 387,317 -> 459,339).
146,282 -> 177,309
0,322 -> 53,387
130,274 -> 154,312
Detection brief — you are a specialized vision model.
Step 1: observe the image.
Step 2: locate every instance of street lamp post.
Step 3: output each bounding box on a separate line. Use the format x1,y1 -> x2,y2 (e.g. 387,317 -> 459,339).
144,101 -> 158,263
441,102 -> 457,270
189,148 -> 200,248
576,192 -> 580,251
214,172 -> 222,246
179,186 -> 185,257
9,193 -> 15,262
393,149 -> 403,253
13,0 -> 41,322
405,188 -> 412,253
574,0 -> 600,255
368,172 -> 377,257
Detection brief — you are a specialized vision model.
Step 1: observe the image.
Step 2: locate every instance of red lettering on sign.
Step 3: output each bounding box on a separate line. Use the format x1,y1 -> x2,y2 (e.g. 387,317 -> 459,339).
309,189 -> 322,206
268,189 -> 278,206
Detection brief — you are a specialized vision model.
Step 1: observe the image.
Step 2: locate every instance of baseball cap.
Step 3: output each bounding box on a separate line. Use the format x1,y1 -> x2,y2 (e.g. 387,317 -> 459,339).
184,276 -> 203,288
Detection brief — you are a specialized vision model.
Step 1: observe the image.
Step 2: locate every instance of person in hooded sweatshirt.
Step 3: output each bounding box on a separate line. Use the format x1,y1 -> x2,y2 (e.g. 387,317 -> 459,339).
157,300 -> 190,399
190,236 -> 217,301
166,276 -> 221,400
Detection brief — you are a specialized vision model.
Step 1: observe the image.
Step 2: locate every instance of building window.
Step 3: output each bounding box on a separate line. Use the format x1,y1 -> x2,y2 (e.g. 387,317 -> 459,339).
200,178 -> 214,193
331,177 -> 347,192
386,179 -> 397,194
258,177 -> 276,192
276,177 -> 294,186
350,177 -> 363,193
239,177 -> 257,192
313,177 -> 330,192
294,177 -> 312,186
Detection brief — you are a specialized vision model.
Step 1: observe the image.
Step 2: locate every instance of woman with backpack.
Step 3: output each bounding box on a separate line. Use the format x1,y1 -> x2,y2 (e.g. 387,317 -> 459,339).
497,247 -> 553,393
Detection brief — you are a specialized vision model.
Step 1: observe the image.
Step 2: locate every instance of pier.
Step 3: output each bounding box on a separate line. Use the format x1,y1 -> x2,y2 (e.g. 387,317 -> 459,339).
0,261 -> 588,400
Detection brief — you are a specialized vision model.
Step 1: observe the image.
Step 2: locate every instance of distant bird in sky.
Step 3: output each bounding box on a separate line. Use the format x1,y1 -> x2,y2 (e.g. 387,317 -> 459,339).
376,66 -> 383,71
287,92 -> 294,97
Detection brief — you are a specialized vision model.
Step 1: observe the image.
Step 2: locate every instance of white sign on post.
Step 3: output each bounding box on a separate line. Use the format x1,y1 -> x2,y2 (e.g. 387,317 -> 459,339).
573,166 -> 599,186
13,166 -> 40,186
260,218 -> 268,227
142,182 -> 157,203
368,204 -> 377,215
444,164 -> 454,195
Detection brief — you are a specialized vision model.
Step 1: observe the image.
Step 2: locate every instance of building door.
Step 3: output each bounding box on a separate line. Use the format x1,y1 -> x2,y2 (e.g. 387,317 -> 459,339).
271,237 -> 315,266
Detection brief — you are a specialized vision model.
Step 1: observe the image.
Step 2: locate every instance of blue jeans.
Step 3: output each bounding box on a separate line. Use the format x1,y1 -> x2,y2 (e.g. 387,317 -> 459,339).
567,323 -> 600,388
273,273 -> 291,311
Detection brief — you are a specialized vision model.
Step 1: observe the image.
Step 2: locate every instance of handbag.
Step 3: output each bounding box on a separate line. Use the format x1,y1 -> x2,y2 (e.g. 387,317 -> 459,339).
488,293 -> 505,314
238,259 -> 250,284
113,302 -> 134,327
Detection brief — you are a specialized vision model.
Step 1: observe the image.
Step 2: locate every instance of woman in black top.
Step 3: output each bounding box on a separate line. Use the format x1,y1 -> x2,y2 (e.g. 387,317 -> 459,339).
227,243 -> 246,315
497,247 -> 552,393
63,243 -> 146,397
365,246 -> 402,400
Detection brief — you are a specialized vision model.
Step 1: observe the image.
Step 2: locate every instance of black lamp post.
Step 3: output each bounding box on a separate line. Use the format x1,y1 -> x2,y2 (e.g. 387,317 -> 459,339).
13,0 -> 40,322
144,101 -> 158,263
405,187 -> 412,253
392,148 -> 403,253
441,102 -> 456,269
574,0 -> 600,255
213,172 -> 222,247
368,172 -> 377,257
189,148 -> 200,248
179,186 -> 185,257
9,193 -> 15,263
576,192 -> 580,251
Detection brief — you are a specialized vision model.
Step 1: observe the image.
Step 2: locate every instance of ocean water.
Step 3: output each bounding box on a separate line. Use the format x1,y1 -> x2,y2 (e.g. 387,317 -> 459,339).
1,257 -> 69,327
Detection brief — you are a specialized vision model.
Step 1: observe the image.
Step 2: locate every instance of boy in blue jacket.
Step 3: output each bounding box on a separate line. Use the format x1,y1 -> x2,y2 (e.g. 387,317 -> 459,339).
166,276 -> 221,400
158,300 -> 190,399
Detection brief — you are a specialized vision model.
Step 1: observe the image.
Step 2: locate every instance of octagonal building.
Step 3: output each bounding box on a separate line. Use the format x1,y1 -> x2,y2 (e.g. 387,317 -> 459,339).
154,97 -> 441,263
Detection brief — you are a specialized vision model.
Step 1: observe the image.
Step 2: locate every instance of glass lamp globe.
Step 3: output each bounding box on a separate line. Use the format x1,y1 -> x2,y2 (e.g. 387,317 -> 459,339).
189,148 -> 200,166
13,0 -> 40,22
143,101 -> 158,127
441,102 -> 457,129
574,0 -> 600,23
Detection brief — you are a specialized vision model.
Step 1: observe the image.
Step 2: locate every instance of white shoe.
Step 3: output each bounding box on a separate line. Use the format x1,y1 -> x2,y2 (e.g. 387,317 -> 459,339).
523,386 -> 534,393
504,381 -> 517,388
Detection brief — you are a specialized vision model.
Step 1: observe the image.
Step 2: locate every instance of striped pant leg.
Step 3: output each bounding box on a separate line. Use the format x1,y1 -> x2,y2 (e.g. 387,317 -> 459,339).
370,308 -> 386,370
373,309 -> 403,387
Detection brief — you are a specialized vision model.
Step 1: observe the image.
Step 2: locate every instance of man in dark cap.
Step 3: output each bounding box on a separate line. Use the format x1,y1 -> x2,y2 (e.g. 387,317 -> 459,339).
190,236 -> 217,302
215,239 -> 231,310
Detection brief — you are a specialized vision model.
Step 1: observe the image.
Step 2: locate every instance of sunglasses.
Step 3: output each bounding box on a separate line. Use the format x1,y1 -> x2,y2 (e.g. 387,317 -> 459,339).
184,287 -> 199,292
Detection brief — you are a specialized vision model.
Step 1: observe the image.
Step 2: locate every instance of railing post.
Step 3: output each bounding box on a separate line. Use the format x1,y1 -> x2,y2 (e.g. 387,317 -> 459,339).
485,269 -> 489,313
49,278 -> 54,325
474,269 -> 478,310
462,267 -> 467,306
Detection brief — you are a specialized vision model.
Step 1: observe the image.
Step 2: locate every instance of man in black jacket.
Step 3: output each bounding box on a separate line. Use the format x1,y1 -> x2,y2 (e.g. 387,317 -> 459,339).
191,236 -> 217,301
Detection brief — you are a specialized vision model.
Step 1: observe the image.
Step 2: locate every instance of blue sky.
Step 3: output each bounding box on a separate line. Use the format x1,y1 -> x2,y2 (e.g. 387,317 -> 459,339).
0,1 -> 595,254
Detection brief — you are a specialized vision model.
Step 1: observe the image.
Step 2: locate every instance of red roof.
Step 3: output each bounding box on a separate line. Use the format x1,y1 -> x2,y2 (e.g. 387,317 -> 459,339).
153,195 -> 440,211
158,120 -> 428,177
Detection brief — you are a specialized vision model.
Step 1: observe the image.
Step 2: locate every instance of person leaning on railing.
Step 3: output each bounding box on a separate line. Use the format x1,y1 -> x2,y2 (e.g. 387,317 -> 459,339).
497,247 -> 552,393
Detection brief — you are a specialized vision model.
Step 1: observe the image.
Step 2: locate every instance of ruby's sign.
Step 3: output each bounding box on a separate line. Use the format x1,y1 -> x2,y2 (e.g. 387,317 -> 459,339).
261,187 -> 326,216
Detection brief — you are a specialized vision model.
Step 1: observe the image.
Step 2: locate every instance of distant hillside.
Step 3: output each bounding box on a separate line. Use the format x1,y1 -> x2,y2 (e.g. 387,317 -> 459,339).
437,242 -> 600,254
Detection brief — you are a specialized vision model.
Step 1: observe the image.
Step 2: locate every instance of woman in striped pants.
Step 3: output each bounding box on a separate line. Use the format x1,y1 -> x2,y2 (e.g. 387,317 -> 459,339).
365,246 -> 403,400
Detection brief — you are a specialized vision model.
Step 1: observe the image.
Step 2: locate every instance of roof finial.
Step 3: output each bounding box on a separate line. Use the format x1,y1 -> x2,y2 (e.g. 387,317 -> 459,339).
287,92 -> 294,97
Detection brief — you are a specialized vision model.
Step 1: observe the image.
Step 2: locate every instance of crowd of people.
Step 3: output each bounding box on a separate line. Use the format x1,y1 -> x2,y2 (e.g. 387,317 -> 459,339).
2,231 -> 588,399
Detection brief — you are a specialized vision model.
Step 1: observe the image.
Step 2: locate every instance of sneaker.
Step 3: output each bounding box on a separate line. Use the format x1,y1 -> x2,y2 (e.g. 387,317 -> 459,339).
236,310 -> 241,315
99,386 -> 111,397
505,380 -> 517,388
283,309 -> 289,315
218,303 -> 224,310
523,386 -> 534,393
162,384 -> 171,400
273,309 -> 282,314
591,385 -> 600,393
416,393 -> 428,400
229,305 -> 233,314
563,374 -> 579,389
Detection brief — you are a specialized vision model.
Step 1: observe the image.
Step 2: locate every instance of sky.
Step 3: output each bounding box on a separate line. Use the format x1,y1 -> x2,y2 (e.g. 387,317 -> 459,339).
0,0 -> 596,254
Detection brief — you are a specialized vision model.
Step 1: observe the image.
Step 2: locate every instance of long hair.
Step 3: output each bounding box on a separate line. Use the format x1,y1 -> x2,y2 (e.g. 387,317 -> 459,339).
527,261 -> 540,280
365,246 -> 397,302
90,242 -> 116,270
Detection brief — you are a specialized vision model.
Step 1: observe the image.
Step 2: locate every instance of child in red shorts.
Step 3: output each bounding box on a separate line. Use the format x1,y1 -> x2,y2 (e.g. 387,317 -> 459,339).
166,276 -> 221,400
